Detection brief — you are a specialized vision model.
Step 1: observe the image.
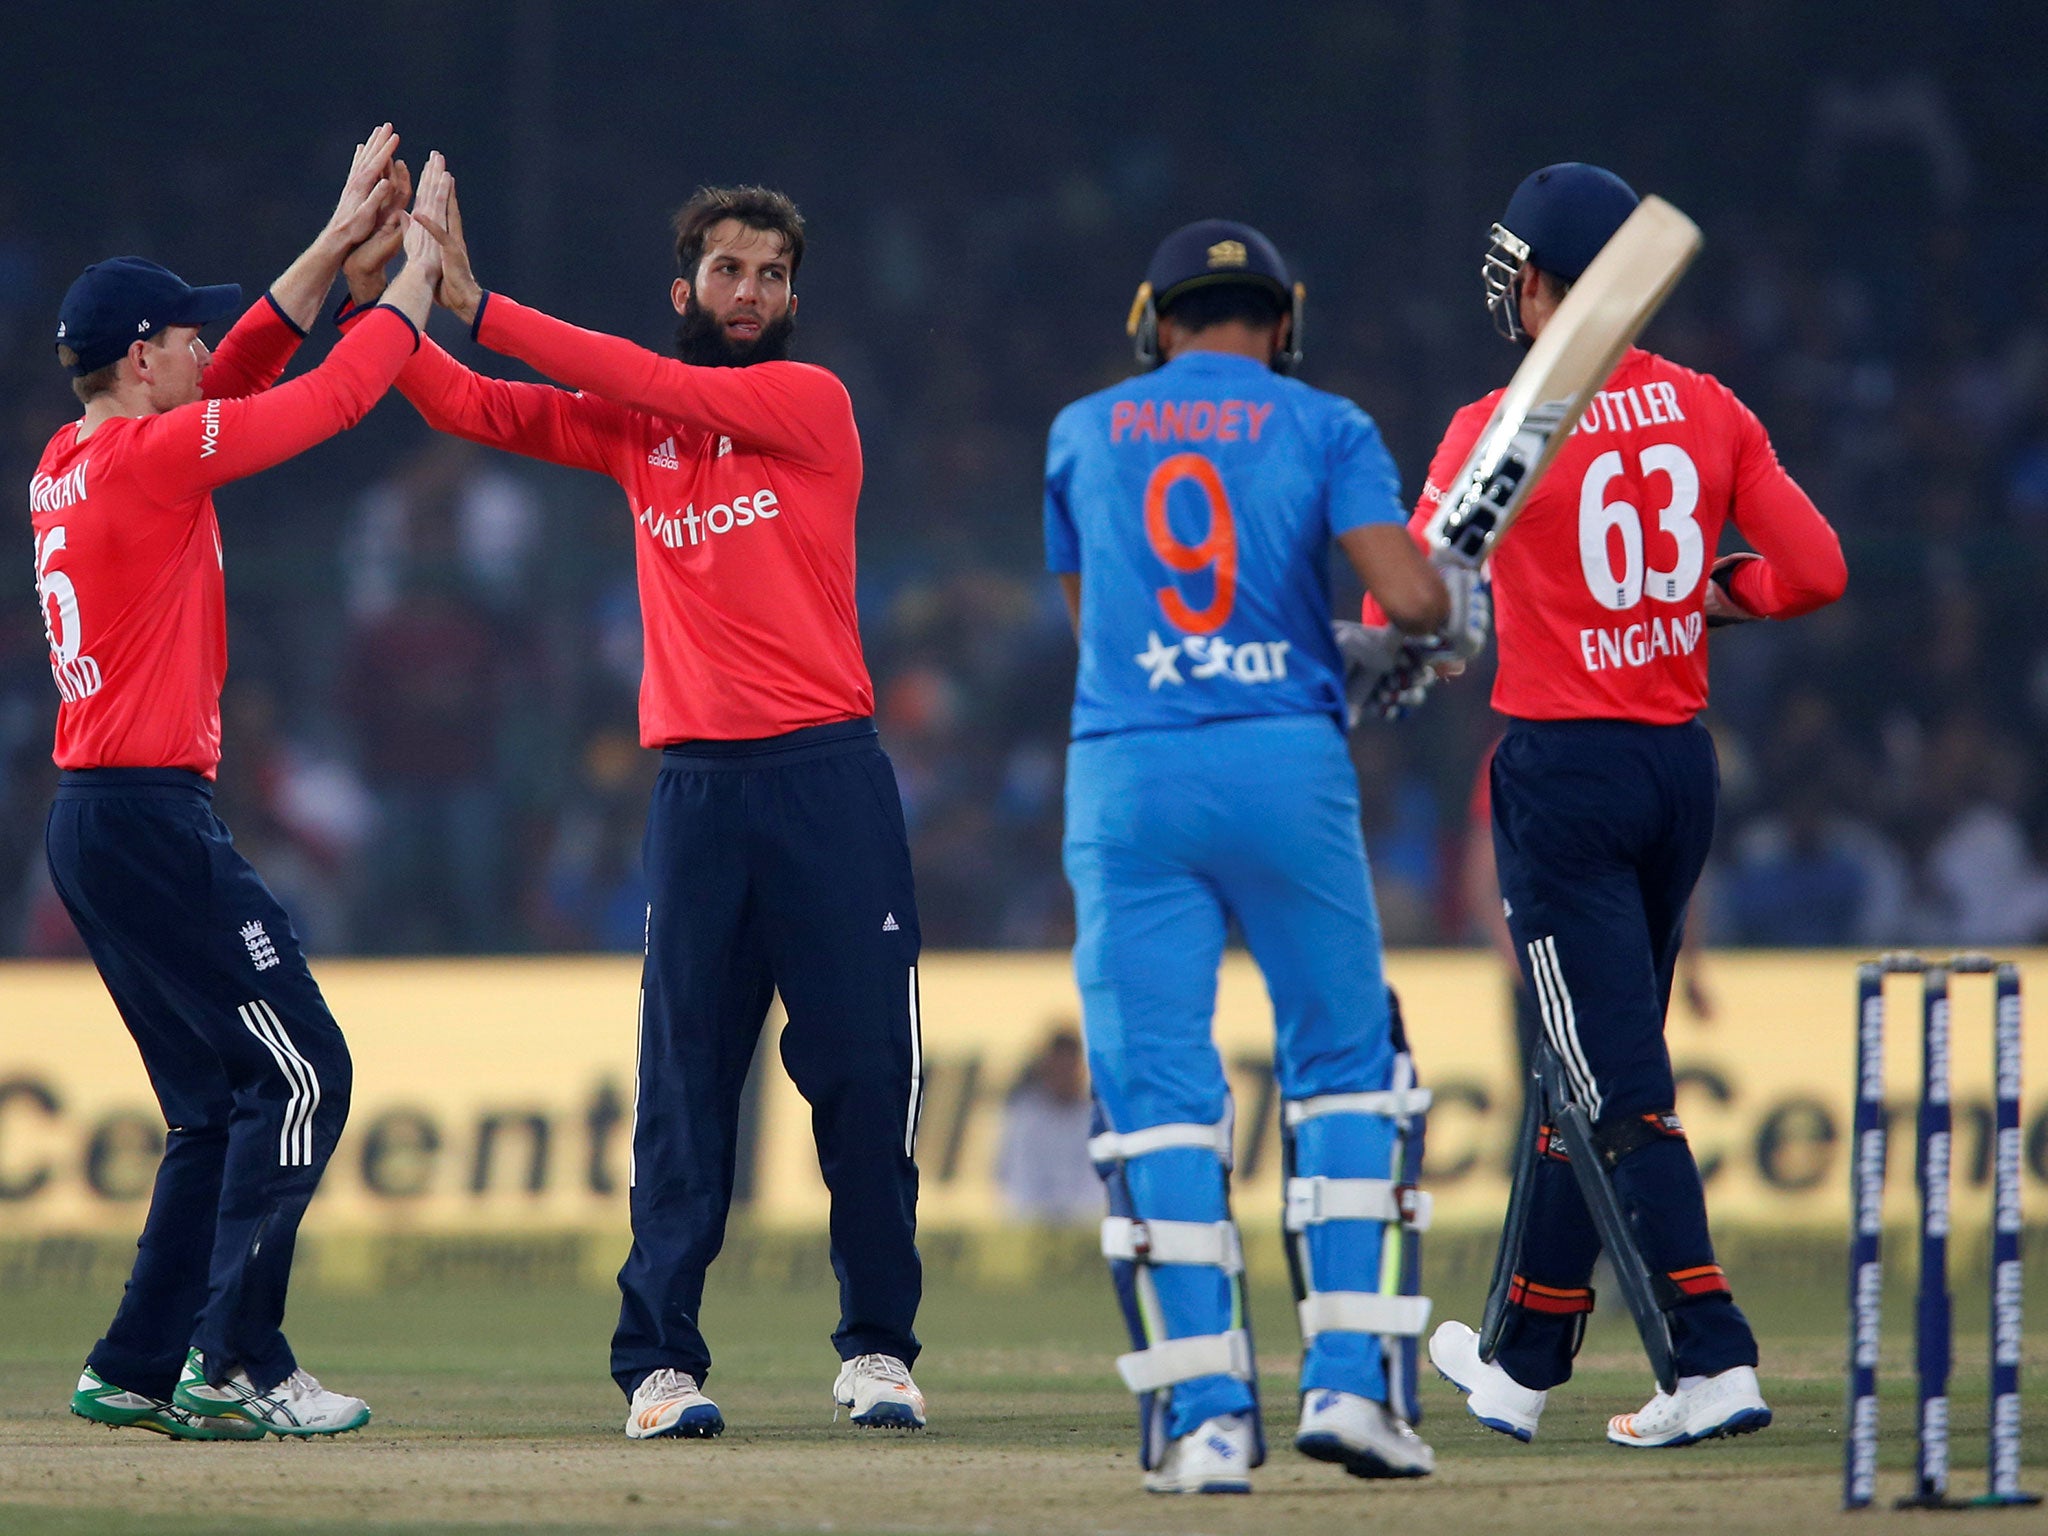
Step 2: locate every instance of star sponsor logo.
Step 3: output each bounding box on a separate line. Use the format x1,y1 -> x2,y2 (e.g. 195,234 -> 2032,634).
1135,630 -> 1293,690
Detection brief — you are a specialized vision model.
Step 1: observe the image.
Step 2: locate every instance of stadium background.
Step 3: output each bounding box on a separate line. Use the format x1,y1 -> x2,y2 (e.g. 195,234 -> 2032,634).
2,6 -> 2046,1530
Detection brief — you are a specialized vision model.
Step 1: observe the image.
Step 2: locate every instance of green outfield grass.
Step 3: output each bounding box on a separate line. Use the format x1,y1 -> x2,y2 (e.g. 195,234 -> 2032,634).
0,1244 -> 2042,1535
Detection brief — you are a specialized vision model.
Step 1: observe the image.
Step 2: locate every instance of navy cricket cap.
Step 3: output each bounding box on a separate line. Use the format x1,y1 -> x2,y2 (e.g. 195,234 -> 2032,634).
1500,164 -> 1639,282
1143,219 -> 1293,312
55,257 -> 242,375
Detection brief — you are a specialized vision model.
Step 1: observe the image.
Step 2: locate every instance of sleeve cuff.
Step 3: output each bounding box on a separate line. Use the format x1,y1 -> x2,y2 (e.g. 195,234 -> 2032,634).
262,290 -> 309,339
366,303 -> 422,353
333,294 -> 373,329
469,290 -> 493,343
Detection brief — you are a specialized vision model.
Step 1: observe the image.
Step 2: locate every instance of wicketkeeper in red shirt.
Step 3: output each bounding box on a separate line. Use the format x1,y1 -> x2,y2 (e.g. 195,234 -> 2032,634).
1383,165 -> 1847,1448
34,125 -> 443,1439
339,159 -> 927,1439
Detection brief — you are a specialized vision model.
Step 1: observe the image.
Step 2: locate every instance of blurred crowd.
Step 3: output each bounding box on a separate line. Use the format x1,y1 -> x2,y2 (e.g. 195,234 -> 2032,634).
5,12 -> 2045,956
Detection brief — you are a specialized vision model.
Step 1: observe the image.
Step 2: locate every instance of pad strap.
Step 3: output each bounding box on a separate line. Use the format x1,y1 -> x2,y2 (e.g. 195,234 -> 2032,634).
1115,1328 -> 1254,1393
1100,1217 -> 1244,1273
1283,1176 -> 1432,1233
1088,1119 -> 1231,1164
1282,1089 -> 1433,1127
1589,1110 -> 1686,1168
1297,1290 -> 1433,1340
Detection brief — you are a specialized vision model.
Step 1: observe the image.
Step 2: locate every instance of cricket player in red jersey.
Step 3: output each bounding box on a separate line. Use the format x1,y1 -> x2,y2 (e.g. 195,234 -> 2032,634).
34,125 -> 444,1439
1361,164 -> 1846,1448
339,161 -> 926,1439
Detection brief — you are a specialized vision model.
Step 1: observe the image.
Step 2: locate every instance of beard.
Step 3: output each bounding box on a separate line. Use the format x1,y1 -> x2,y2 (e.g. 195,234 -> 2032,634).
673,296 -> 796,367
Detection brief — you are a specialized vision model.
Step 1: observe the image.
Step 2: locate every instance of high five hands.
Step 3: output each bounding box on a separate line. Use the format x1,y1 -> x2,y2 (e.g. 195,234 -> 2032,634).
343,149 -> 482,325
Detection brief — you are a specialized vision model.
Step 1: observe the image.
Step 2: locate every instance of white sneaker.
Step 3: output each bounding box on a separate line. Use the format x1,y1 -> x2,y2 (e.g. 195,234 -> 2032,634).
1294,1389 -> 1435,1478
1607,1365 -> 1771,1447
624,1368 -> 724,1440
172,1349 -> 370,1436
1145,1413 -> 1255,1494
832,1353 -> 926,1429
1428,1320 -> 1546,1442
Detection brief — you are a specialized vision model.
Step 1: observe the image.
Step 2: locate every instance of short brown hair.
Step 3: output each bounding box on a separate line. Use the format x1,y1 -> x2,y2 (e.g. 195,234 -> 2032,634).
67,356 -> 123,405
672,185 -> 805,281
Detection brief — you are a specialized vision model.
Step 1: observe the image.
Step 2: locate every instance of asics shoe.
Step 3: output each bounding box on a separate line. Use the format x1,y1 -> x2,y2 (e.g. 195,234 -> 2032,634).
173,1348 -> 371,1436
1607,1365 -> 1771,1447
1145,1413 -> 1255,1495
71,1367 -> 265,1441
1294,1389 -> 1435,1478
832,1353 -> 926,1429
624,1368 -> 724,1440
1428,1319 -> 1547,1442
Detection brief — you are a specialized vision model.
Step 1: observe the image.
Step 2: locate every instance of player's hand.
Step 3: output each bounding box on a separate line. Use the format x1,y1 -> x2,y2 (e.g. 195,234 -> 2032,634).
1431,558 -> 1492,663
320,124 -> 401,257
1336,621 -> 1427,728
342,157 -> 411,308
403,153 -> 450,288
1703,551 -> 1763,628
410,156 -> 483,325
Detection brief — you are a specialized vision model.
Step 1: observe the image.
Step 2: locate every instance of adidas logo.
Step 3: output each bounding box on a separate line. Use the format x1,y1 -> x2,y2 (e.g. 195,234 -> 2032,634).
882,913 -> 900,933
716,435 -> 733,458
647,435 -> 680,469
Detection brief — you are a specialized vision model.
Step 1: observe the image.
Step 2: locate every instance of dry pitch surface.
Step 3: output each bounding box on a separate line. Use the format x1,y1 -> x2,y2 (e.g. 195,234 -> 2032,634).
1,1267 -> 2042,1536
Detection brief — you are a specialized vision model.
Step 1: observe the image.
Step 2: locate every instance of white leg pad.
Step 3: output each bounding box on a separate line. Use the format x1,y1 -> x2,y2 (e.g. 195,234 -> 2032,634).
1116,1328 -> 1255,1394
1284,1176 -> 1432,1233
1283,1089 -> 1432,1127
1088,1119 -> 1233,1165
1101,1217 -> 1244,1272
1298,1291 -> 1433,1341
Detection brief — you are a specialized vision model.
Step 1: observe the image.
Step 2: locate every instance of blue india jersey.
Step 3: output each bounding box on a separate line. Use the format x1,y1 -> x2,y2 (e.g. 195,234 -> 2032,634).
1045,350 -> 1407,739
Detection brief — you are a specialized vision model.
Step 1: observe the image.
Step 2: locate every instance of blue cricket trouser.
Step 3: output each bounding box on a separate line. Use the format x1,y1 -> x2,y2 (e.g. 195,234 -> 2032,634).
45,769 -> 351,1399
612,718 -> 923,1396
1066,712 -> 1399,1437
1489,717 -> 1757,1387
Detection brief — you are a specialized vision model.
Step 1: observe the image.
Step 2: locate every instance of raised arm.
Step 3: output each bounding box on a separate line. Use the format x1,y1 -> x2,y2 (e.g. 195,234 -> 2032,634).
411,170 -> 853,466
203,125 -> 403,399
129,196 -> 443,500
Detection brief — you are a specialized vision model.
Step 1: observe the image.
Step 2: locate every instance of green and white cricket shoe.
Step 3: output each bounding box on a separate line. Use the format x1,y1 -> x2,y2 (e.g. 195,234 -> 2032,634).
172,1348 -> 371,1436
71,1367 -> 266,1440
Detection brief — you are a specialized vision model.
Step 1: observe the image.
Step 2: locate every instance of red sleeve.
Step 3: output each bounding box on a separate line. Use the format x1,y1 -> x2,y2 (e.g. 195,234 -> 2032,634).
1721,398 -> 1847,619
125,306 -> 418,499
388,332 -> 633,477
474,293 -> 855,468
1359,398 -> 1491,624
200,294 -> 306,400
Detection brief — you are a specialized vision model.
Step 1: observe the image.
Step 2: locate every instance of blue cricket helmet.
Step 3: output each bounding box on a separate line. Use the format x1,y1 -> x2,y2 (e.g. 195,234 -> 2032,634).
1483,163 -> 1639,341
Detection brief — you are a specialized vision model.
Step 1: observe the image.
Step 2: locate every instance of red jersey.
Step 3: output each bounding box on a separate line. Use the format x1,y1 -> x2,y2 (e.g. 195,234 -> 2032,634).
1375,349 -> 1845,724
383,294 -> 871,745
30,301 -> 419,776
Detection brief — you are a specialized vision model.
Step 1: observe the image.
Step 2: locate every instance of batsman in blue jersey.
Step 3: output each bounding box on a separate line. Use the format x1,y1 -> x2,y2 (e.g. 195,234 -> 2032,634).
1046,220 -> 1485,1495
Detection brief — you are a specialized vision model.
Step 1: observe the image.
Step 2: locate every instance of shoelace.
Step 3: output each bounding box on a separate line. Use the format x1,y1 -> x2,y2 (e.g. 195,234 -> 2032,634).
640,1368 -> 698,1400
854,1354 -> 911,1388
282,1369 -> 325,1400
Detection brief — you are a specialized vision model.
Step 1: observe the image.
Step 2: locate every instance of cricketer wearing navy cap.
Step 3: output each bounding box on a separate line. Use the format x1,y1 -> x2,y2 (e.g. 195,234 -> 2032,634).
56,258 -> 244,377
1048,214 -> 1479,1493
1482,162 -> 1641,342
1127,218 -> 1307,374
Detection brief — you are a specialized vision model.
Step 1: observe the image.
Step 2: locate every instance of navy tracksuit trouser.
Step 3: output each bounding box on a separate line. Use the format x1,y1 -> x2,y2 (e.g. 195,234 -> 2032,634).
1488,718 -> 1757,1389
45,769 -> 351,1399
612,719 -> 924,1396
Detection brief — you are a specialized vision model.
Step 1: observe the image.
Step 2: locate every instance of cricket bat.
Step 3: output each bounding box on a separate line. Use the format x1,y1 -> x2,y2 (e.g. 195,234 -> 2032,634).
1424,195 -> 1703,567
